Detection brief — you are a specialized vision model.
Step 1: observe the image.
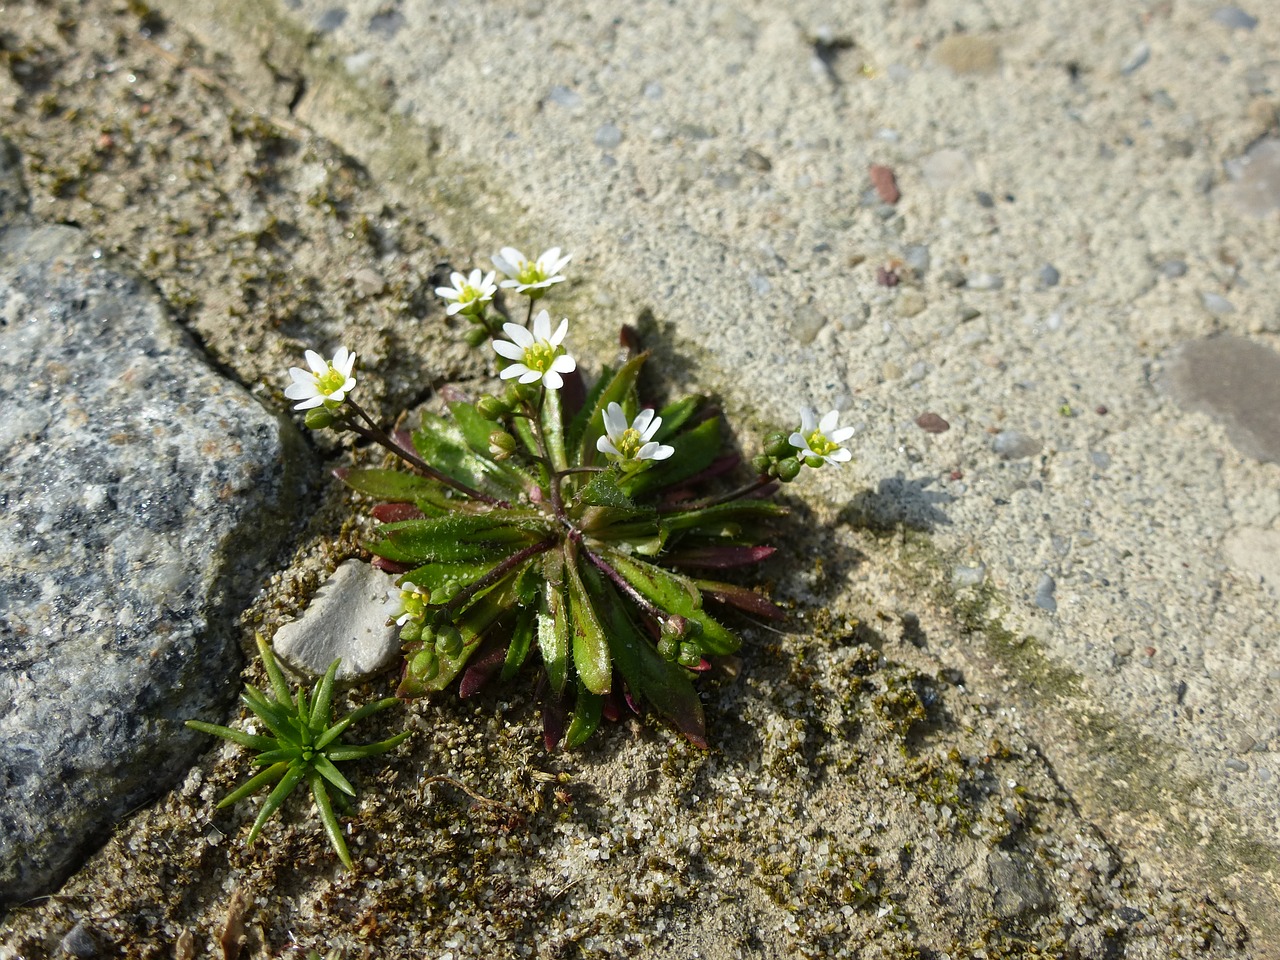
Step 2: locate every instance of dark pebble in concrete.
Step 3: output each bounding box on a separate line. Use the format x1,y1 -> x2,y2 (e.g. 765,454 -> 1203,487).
1162,335 -> 1280,463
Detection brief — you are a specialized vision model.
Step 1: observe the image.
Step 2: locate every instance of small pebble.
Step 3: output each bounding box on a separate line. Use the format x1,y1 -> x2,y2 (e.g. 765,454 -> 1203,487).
1034,575 -> 1057,612
916,412 -> 950,433
897,290 -> 927,317
966,273 -> 1004,291
993,430 -> 1043,459
1238,734 -> 1257,753
643,81 -> 663,99
1038,264 -> 1060,287
315,7 -> 348,32
1116,907 -> 1145,924
1160,259 -> 1188,278
1120,40 -> 1150,75
1112,636 -> 1134,656
975,190 -> 995,208
60,921 -> 99,959
354,267 -> 385,296
869,164 -> 900,204
1199,291 -> 1236,315
902,360 -> 928,385
1224,758 -> 1249,773
958,306 -> 982,322
1089,450 -> 1111,469
594,124 -> 623,149
904,245 -> 931,274
548,85 -> 582,108
1211,6 -> 1259,30
953,564 -> 986,587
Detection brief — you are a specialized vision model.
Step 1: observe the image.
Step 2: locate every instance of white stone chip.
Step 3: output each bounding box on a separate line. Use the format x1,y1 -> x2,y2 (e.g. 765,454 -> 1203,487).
273,560 -> 403,681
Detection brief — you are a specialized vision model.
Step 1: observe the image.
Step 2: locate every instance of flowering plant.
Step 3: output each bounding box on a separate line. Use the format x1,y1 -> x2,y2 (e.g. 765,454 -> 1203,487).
284,248 -> 850,748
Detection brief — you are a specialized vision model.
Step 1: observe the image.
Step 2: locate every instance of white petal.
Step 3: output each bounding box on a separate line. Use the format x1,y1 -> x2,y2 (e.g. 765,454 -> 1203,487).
818,409 -> 840,434
450,271 -> 467,289
304,350 -> 328,375
636,442 -> 661,460
651,443 -> 675,461
827,449 -> 853,463
435,286 -> 460,300
499,279 -> 521,289
518,368 -> 543,384
798,407 -> 817,433
340,376 -> 357,392
537,247 -> 561,269
549,317 -> 569,346
287,367 -> 313,385
550,353 -> 576,374
532,309 -> 552,342
502,322 -> 534,348
479,270 -> 497,290
633,408 -> 656,438
597,436 -> 620,456
493,248 -> 524,275
603,402 -> 628,437
334,347 -> 355,376
445,301 -> 467,315
499,364 -> 528,380
549,251 -> 572,274
492,340 -> 526,361
284,382 -> 317,399
541,369 -> 564,390
830,426 -> 855,443
293,395 -> 324,410
788,431 -> 807,451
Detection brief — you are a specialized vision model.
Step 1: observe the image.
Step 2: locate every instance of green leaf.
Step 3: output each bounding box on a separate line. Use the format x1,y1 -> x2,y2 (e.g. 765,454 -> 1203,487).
413,412 -> 526,496
256,633 -> 294,707
246,763 -> 307,846
340,468 -> 452,509
184,720 -> 275,752
400,559 -> 506,604
448,400 -> 539,488
564,680 -> 603,748
314,697 -> 401,750
564,546 -> 614,695
377,513 -> 546,564
584,565 -> 706,748
576,352 -> 650,465
574,469 -> 657,531
603,551 -> 741,656
502,606 -> 537,681
626,416 -> 722,496
309,774 -> 353,869
313,754 -> 357,798
650,395 -> 703,442
538,550 -> 569,696
310,658 -> 340,729
216,760 -> 290,808
542,385 -> 569,472
325,730 -> 411,761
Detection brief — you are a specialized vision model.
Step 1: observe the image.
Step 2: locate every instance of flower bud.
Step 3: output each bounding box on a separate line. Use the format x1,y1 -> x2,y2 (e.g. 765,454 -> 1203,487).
399,621 -> 422,644
304,408 -> 336,430
763,431 -> 792,458
436,624 -> 464,658
804,455 -> 824,469
776,457 -> 802,482
411,647 -> 440,682
751,454 -> 773,475
464,326 -> 489,348
658,633 -> 679,662
677,642 -> 701,669
476,395 -> 507,421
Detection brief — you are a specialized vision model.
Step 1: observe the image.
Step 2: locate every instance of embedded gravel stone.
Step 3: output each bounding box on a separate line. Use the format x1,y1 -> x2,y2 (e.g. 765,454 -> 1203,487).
0,186 -> 309,902
1162,335 -> 1280,463
271,559 -> 403,680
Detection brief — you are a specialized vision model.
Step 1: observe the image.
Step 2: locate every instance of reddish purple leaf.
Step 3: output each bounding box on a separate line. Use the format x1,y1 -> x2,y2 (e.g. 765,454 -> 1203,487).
371,502 -> 423,523
438,384 -> 472,404
666,545 -> 776,569
542,692 -> 568,751
560,368 -> 587,420
699,581 -> 786,620
372,556 -> 412,575
459,643 -> 507,699
623,686 -> 641,716
601,689 -> 620,723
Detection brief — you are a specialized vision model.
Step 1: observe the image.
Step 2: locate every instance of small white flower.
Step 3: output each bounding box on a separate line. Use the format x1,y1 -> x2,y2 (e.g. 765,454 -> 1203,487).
283,347 -> 357,410
434,269 -> 497,316
395,582 -> 431,626
492,246 -> 571,296
789,407 -> 854,465
596,402 -> 675,462
492,310 -> 577,390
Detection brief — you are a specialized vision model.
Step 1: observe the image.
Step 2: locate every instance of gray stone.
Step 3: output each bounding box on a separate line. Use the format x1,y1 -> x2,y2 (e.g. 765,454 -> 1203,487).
59,920 -> 99,958
1038,263 -> 1060,287
1162,335 -> 1280,463
1200,291 -> 1236,315
1218,138 -> 1280,219
993,430 -> 1043,459
1211,7 -> 1259,30
1161,259 -> 1188,278
1120,41 -> 1151,75
966,272 -> 1004,291
272,559 -> 403,681
0,138 -> 28,225
952,564 -> 986,587
0,202 -> 309,901
593,124 -> 623,150
988,850 -> 1051,918
1035,575 -> 1058,612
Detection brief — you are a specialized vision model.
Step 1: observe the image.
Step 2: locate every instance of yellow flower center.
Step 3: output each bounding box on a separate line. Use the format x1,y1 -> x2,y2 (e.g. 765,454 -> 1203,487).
515,261 -> 547,286
522,341 -> 558,373
317,366 -> 347,397
806,429 -> 838,457
616,427 -> 645,459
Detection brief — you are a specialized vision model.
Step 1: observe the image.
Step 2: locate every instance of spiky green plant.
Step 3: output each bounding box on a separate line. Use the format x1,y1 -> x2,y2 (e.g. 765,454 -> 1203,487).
186,634 -> 409,868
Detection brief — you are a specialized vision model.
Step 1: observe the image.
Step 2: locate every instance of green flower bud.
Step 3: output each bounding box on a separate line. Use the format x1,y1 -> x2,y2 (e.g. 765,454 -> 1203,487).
476,395 -> 507,421
304,407 -> 336,430
411,647 -> 440,682
488,430 -> 517,454
464,326 -> 489,348
763,431 -> 792,458
399,621 -> 422,644
677,642 -> 702,669
804,455 -> 824,469
436,624 -> 464,658
751,454 -> 773,475
776,457 -> 802,482
658,633 -> 679,662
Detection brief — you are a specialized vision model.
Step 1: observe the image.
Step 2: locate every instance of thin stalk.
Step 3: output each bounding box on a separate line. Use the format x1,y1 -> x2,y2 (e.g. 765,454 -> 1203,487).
581,545 -> 667,623
443,538 -> 557,615
339,399 -> 506,507
657,474 -> 774,513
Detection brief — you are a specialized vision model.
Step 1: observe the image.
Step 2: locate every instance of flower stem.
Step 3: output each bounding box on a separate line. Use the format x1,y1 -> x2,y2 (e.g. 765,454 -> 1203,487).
443,538 -> 556,614
340,399 -> 507,507
582,545 -> 667,623
656,474 -> 774,513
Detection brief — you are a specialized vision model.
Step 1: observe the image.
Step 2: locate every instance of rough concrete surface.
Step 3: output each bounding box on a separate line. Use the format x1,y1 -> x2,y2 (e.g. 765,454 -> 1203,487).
0,0 -> 1278,956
